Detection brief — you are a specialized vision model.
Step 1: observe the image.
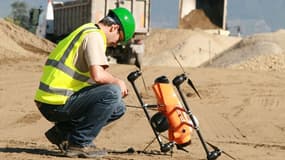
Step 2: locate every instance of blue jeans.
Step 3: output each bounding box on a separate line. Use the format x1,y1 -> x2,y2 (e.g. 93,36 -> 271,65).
38,84 -> 126,147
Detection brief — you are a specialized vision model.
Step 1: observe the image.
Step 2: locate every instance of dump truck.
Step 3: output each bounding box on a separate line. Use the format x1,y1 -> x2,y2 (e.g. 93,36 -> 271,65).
36,0 -> 150,66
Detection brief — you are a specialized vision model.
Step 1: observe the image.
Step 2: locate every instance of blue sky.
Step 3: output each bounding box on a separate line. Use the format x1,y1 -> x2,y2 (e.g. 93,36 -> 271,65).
1,0 -> 285,36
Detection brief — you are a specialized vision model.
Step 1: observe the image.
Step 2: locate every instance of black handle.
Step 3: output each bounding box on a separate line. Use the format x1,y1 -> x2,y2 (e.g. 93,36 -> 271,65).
127,70 -> 141,82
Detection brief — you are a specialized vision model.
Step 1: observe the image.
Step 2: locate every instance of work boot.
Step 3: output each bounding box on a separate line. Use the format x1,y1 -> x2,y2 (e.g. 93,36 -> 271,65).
65,143 -> 108,158
45,126 -> 68,153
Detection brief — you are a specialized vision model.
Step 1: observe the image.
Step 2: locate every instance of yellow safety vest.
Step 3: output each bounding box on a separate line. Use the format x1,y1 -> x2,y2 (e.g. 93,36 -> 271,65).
35,23 -> 107,105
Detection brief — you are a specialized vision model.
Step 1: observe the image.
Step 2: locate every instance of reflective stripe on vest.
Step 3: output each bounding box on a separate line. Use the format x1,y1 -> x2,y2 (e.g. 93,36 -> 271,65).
39,82 -> 74,96
35,23 -> 107,105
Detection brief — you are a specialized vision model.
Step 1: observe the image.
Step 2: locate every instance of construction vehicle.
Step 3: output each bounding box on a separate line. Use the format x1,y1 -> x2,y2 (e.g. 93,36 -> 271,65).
32,0 -> 228,65
35,0 -> 150,66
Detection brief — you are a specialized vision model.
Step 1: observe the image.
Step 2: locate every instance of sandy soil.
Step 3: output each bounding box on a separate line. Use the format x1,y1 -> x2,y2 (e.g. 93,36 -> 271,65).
0,19 -> 285,160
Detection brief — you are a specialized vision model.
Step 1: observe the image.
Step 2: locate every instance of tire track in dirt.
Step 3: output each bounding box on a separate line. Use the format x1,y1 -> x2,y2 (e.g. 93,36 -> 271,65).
198,113 -> 248,142
188,71 -> 285,146
190,81 -> 249,143
217,140 -> 285,150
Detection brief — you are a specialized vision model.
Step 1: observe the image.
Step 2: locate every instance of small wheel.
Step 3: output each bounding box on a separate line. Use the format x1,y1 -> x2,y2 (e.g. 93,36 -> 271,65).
151,112 -> 169,132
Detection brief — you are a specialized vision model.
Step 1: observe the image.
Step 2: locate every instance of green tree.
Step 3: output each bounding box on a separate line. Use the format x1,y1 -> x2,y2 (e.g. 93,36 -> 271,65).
10,1 -> 29,29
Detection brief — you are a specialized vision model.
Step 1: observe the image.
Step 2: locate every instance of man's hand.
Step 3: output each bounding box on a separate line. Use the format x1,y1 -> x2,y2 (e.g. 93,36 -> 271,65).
115,79 -> 128,98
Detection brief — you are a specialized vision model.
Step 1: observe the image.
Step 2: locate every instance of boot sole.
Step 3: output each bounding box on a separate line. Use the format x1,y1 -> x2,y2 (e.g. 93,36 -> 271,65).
45,128 -> 67,153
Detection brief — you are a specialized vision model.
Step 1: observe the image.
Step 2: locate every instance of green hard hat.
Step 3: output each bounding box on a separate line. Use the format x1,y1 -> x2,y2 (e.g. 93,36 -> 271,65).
108,7 -> 136,43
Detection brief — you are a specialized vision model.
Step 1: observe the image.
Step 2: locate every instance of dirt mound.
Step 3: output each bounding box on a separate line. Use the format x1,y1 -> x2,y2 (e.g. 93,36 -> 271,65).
144,27 -> 285,72
229,53 -> 285,71
204,30 -> 285,72
0,19 -> 55,62
179,9 -> 219,29
143,28 -> 241,67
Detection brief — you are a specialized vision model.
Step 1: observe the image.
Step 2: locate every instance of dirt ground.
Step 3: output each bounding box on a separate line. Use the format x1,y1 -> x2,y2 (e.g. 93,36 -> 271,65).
0,19 -> 285,160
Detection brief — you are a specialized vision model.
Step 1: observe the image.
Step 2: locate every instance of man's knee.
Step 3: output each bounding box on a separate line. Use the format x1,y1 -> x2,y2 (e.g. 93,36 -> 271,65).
90,84 -> 122,110
103,84 -> 122,100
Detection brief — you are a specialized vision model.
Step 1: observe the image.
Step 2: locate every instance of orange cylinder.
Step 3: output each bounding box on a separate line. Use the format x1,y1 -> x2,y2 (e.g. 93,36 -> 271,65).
152,82 -> 193,146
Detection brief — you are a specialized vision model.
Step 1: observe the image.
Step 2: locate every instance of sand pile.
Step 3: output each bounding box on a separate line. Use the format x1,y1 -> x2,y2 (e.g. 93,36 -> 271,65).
0,19 -> 55,62
179,9 -> 219,29
143,28 -> 241,67
143,27 -> 285,72
1,17 -> 284,73
204,30 -> 285,72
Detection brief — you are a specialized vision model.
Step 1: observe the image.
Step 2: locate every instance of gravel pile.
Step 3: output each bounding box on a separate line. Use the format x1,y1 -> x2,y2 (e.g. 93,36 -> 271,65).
204,30 -> 285,72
